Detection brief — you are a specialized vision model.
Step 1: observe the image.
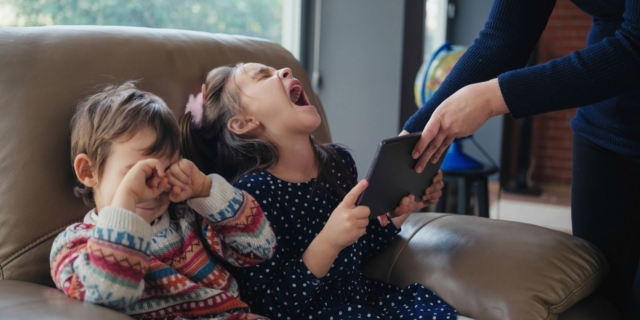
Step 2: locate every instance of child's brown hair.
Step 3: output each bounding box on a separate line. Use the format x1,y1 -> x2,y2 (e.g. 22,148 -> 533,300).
71,81 -> 180,206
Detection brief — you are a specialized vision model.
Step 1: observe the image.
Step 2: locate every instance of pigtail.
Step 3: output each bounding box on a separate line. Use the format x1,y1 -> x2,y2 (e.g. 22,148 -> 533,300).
180,112 -> 216,175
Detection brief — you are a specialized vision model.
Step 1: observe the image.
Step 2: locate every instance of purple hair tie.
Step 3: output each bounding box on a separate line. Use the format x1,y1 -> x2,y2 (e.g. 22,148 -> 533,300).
185,91 -> 204,128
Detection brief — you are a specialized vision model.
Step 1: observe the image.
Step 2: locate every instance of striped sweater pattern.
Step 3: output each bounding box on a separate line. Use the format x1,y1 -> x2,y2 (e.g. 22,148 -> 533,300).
50,174 -> 276,319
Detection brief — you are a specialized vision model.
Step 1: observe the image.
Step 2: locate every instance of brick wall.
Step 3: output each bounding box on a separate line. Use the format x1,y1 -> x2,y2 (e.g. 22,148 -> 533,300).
530,0 -> 592,185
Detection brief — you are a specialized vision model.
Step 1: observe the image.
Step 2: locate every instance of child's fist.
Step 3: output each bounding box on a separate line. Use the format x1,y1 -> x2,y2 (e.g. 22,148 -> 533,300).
112,159 -> 169,217
165,159 -> 211,203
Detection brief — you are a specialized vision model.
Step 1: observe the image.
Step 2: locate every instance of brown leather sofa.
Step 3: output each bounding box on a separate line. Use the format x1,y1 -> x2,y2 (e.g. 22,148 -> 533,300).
0,27 -> 620,320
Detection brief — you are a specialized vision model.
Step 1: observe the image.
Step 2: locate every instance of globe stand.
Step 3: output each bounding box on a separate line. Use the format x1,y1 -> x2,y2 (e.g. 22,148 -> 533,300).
441,137 -> 483,171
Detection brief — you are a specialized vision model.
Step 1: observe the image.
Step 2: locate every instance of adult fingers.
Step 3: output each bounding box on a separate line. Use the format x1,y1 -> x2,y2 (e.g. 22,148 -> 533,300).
412,118 -> 441,161
431,137 -> 455,164
416,132 -> 448,173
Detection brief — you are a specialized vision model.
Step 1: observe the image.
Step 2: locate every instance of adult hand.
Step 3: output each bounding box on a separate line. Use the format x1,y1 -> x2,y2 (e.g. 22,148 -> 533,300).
408,78 -> 509,173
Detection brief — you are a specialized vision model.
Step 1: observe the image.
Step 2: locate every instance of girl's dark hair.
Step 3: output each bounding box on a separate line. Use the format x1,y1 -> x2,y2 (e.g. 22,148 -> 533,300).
180,64 -> 355,197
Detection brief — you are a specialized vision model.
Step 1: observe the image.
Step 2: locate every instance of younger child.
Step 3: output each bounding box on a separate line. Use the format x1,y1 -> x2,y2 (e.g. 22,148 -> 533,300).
180,64 -> 456,319
50,82 -> 276,320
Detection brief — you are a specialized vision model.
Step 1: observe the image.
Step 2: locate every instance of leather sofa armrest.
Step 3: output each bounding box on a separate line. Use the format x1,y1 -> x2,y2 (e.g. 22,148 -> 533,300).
362,213 -> 609,320
0,280 -> 133,320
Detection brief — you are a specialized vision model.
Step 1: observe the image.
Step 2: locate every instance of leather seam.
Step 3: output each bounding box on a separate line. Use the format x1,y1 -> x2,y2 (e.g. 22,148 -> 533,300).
385,214 -> 450,282
545,266 -> 605,320
0,223 -> 76,270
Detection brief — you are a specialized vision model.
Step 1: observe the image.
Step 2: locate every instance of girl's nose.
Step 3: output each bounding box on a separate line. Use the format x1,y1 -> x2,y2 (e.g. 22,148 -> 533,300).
278,68 -> 292,79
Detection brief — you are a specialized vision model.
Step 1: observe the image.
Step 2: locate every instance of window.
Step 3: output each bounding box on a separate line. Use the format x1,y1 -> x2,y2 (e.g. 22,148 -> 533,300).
424,0 -> 449,58
0,0 -> 301,57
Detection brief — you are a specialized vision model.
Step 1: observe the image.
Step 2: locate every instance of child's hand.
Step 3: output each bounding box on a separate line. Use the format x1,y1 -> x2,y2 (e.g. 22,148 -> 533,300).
165,159 -> 212,203
378,170 -> 445,227
318,180 -> 371,252
112,159 -> 169,219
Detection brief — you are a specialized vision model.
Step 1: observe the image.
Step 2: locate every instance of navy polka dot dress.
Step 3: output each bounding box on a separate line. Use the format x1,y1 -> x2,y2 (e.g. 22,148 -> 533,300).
231,145 -> 457,320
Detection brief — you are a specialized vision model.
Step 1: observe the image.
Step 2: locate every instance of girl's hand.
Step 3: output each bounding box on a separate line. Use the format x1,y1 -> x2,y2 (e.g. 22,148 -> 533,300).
112,159 -> 169,218
377,170 -> 444,227
410,78 -> 509,173
165,159 -> 211,203
318,180 -> 371,252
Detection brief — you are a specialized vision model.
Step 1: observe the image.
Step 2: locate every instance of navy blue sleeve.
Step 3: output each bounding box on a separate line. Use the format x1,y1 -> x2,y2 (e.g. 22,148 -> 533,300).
499,0 -> 640,118
404,0 -> 557,132
232,176 -> 339,319
405,0 -> 640,130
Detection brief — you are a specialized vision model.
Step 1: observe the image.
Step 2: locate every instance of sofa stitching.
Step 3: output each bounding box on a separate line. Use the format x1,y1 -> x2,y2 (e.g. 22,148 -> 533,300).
385,214 -> 450,282
0,223 -> 77,270
544,265 -> 605,320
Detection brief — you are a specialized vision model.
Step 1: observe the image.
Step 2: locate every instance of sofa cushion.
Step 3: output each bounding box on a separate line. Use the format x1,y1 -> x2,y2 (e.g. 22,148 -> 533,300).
0,26 -> 329,286
363,213 -> 609,320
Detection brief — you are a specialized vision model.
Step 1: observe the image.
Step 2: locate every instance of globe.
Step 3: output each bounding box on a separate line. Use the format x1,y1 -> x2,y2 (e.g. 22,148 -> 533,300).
414,42 -> 467,108
413,42 -> 484,171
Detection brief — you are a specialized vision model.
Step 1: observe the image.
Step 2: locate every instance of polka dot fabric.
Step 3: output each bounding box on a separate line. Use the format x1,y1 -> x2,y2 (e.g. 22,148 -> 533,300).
230,145 -> 456,319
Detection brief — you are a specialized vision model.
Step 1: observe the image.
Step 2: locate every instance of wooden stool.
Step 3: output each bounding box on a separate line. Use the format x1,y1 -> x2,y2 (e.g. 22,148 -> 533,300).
435,165 -> 499,217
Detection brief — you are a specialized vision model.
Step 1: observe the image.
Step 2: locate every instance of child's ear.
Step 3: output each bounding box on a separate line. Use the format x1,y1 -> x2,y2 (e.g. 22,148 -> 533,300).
228,115 -> 259,135
73,154 -> 98,187
201,84 -> 206,99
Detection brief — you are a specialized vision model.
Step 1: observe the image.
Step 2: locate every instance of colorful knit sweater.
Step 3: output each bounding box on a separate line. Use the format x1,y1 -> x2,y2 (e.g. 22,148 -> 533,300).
50,174 -> 276,320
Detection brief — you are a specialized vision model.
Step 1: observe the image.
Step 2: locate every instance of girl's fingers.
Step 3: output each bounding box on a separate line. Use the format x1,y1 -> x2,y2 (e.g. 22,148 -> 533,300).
153,160 -> 166,177
169,185 -> 187,203
356,217 -> 370,228
163,181 -> 172,193
433,170 -> 443,183
427,190 -> 442,204
167,175 -> 189,190
156,177 -> 169,194
168,165 -> 191,186
377,214 -> 389,227
425,181 -> 445,196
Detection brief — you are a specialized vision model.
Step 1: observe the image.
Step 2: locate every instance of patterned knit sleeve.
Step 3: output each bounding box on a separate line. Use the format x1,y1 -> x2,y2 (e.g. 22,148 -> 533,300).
49,207 -> 152,310
187,174 -> 276,268
231,176 -> 335,319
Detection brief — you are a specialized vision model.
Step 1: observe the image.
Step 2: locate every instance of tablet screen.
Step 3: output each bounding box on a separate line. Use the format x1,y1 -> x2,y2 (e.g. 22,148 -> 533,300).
357,133 -> 445,218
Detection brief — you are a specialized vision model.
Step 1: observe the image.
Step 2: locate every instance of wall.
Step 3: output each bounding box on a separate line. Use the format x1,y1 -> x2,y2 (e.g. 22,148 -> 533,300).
447,0 -> 503,174
315,0 -> 406,179
532,0 -> 591,185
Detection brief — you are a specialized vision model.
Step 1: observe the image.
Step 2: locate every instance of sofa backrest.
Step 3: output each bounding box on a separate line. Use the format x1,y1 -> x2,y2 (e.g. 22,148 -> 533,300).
0,26 -> 330,286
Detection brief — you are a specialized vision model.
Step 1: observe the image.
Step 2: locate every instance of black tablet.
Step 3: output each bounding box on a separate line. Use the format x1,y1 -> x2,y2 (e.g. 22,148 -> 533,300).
356,132 -> 446,218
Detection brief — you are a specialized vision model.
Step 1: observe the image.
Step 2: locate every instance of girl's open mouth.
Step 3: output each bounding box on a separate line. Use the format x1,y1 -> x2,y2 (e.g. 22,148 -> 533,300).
289,79 -> 311,107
